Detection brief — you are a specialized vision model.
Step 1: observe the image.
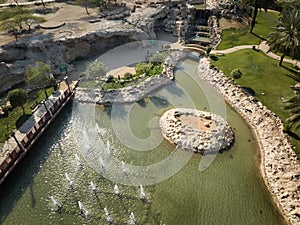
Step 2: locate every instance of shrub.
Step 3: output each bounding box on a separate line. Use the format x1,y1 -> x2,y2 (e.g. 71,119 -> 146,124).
135,63 -> 151,75
106,75 -> 114,83
230,68 -> 242,80
124,72 -> 133,80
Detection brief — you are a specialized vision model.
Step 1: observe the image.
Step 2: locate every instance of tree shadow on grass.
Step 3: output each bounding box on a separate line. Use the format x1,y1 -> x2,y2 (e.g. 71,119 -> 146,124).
285,130 -> 300,140
241,86 -> 256,96
282,65 -> 300,77
16,114 -> 31,129
251,32 -> 266,41
210,55 -> 219,61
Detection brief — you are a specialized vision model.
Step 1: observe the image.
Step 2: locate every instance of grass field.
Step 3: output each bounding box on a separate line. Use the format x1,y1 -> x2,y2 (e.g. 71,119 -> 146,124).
217,11 -> 280,50
0,88 -> 54,143
211,49 -> 300,157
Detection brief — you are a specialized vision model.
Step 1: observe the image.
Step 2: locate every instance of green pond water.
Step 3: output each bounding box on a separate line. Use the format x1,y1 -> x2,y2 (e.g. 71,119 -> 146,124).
0,58 -> 285,225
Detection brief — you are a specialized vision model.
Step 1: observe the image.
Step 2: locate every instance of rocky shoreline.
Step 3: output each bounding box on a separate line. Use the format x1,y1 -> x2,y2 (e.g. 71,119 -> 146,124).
198,57 -> 300,225
159,108 -> 234,154
75,51 -> 188,104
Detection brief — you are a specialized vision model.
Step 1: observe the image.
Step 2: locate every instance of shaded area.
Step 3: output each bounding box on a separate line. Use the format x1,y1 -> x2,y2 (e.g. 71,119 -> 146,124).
149,95 -> 169,108
241,87 -> 256,96
16,114 -> 31,129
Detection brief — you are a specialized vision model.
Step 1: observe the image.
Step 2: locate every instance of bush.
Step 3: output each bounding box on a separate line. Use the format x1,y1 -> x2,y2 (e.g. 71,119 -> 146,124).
230,68 -> 242,80
106,75 -> 114,83
135,63 -> 151,75
124,72 -> 133,80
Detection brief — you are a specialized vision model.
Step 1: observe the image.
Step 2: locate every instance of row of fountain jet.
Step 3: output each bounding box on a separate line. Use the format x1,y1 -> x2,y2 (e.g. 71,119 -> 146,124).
50,153 -> 147,224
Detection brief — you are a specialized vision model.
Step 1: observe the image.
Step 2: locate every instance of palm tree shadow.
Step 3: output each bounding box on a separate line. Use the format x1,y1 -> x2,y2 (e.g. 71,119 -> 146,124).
282,65 -> 300,76
285,130 -> 300,140
251,32 -> 266,41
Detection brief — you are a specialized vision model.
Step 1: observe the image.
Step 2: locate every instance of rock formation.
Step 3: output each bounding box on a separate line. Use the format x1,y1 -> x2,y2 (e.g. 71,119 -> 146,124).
159,108 -> 234,153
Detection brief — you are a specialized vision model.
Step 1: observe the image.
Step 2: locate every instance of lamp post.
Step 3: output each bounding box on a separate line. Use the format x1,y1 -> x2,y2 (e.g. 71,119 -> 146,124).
42,100 -> 53,117
11,132 -> 25,152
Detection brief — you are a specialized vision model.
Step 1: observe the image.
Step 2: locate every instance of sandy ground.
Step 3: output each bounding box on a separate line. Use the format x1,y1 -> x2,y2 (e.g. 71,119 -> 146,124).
107,66 -> 136,78
219,17 -> 247,30
180,115 -> 216,131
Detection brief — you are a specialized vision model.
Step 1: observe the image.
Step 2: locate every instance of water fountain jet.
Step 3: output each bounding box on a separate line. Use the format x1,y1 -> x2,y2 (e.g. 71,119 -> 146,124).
90,181 -> 97,193
114,184 -> 121,196
140,185 -> 147,201
64,173 -> 73,187
104,207 -> 112,223
129,212 -> 136,225
75,154 -> 82,168
121,161 -> 129,176
78,201 -> 88,217
50,196 -> 62,211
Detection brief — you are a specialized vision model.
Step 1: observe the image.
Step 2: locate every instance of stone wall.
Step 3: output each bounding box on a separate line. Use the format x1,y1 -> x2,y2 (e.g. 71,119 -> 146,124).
198,57 -> 300,225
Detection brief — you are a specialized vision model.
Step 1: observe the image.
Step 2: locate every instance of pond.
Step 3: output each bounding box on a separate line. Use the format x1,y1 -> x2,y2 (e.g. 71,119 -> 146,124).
0,55 -> 285,225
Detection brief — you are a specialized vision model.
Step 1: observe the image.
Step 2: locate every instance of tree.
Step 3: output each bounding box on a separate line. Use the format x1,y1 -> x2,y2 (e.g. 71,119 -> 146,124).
7,89 -> 28,115
0,7 -> 45,40
22,14 -> 45,31
241,0 -> 275,33
76,0 -> 92,15
85,59 -> 108,80
267,1 -> 300,66
25,61 -> 54,98
230,68 -> 242,80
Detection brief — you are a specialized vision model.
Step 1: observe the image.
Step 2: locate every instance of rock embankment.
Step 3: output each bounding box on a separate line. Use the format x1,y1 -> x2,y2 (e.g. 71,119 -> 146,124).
198,57 -> 300,225
75,51 -> 188,104
159,108 -> 234,154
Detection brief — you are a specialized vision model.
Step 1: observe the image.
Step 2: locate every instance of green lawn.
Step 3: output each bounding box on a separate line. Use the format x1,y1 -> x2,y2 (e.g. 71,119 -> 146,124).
217,11 -> 280,50
0,88 -> 54,143
211,49 -> 300,157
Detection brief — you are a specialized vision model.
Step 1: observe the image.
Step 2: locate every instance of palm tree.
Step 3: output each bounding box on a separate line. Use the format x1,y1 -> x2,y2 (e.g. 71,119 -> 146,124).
267,2 -> 300,66
241,0 -> 274,33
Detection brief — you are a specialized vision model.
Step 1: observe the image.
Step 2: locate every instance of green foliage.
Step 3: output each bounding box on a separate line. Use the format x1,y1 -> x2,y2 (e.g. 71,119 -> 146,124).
0,87 -> 53,143
267,1 -> 300,65
241,0 -> 275,33
7,89 -> 28,114
135,63 -> 152,76
135,62 -> 164,76
124,72 -> 133,80
217,11 -> 279,50
230,68 -> 242,80
211,49 -> 300,156
25,61 -> 52,88
149,51 -> 170,65
0,7 -> 45,40
85,59 -> 108,80
106,75 -> 114,83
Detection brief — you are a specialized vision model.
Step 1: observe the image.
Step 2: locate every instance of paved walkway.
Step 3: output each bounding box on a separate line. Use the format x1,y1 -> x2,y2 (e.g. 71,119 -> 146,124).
0,81 -> 71,165
211,41 -> 299,66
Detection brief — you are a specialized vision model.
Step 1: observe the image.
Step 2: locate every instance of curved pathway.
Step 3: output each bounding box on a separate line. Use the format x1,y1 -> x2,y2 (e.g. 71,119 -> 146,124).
211,41 -> 299,66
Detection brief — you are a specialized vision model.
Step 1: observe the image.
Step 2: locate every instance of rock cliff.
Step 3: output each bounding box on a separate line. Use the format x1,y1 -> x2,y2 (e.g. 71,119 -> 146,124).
0,5 -> 168,94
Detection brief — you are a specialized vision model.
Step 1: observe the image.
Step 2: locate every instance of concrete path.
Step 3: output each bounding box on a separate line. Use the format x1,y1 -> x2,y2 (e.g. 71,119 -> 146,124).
0,81 -> 70,164
211,41 -> 299,66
